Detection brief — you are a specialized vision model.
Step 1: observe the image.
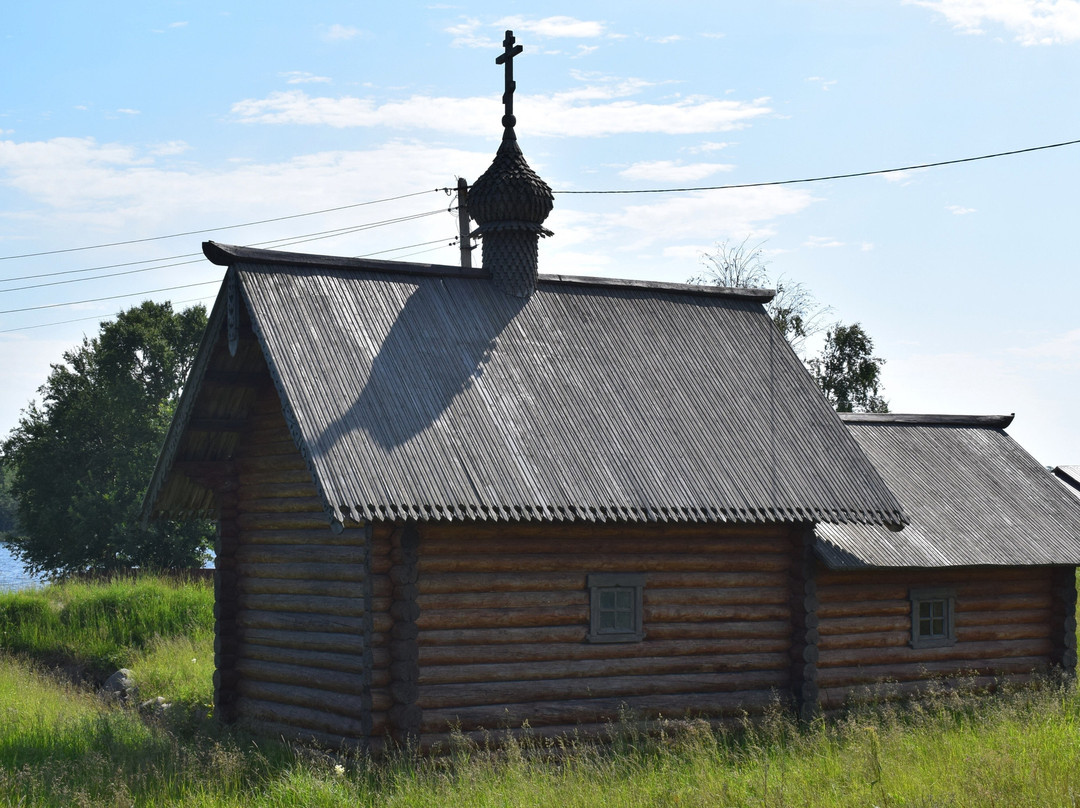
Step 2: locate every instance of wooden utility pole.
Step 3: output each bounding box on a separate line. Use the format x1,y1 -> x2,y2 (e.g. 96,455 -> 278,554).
457,176 -> 472,270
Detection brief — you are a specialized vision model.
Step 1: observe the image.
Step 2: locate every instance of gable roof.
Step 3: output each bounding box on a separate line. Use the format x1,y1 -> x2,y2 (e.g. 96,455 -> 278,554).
144,242 -> 906,528
1054,466 -> 1080,495
817,414 -> 1080,568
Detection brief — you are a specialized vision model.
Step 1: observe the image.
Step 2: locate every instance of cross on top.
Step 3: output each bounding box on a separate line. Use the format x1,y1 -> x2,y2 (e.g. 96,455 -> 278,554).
495,30 -> 523,132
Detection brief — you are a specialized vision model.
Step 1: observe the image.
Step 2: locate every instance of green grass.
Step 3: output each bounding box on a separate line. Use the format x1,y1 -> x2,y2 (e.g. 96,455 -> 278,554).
2,574 -> 1080,806
0,575 -> 213,683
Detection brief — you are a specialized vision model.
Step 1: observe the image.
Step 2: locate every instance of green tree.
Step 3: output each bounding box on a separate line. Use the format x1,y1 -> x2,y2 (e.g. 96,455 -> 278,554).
812,322 -> 889,413
1,301 -> 213,578
691,239 -> 829,357
0,461 -> 18,534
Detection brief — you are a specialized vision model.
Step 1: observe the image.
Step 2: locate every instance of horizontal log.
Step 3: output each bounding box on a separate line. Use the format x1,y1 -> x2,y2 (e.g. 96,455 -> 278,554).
237,482 -> 320,502
818,638 -> 1052,669
420,689 -> 789,733
236,545 -> 366,565
236,695 -> 366,737
420,521 -> 790,544
239,577 -> 365,598
241,717 -> 363,751
236,608 -> 365,634
956,608 -> 1052,627
418,553 -> 790,575
417,605 -> 584,631
817,578 -> 1050,604
239,438 -> 301,459
961,595 -> 1051,612
818,674 -> 1035,711
816,600 -> 908,619
422,535 -> 793,557
236,454 -> 308,474
816,656 -> 1050,688
644,586 -> 788,607
817,631 -> 907,651
238,468 -> 314,487
417,590 -> 586,611
236,496 -> 325,514
237,512 -> 335,531
818,615 -> 909,635
418,651 -> 790,686
418,670 -> 789,711
239,643 -> 367,674
643,620 -> 793,642
238,528 -> 359,547
236,658 -> 365,695
417,570 -> 789,595
237,592 -> 366,618
817,621 -> 1052,651
419,636 -> 790,666
645,603 -> 789,622
817,566 -> 1052,588
238,562 -> 367,582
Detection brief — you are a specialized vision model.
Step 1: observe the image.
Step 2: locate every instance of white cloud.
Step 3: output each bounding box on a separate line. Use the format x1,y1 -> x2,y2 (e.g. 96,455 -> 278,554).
495,15 -> 606,38
116,109 -> 140,115
648,35 -> 684,44
946,204 -> 976,214
686,141 -> 731,154
169,21 -> 188,28
908,0 -> 1080,44
322,24 -> 360,41
807,76 -> 838,90
231,87 -> 772,137
618,160 -> 733,182
1012,328 -> 1080,369
446,18 -> 498,48
700,32 -> 726,39
280,71 -> 332,85
149,140 -> 190,156
574,45 -> 599,58
804,235 -> 845,248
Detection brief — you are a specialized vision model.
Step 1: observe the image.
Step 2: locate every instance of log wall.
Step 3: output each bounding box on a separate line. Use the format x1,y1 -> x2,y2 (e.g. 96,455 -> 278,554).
816,565 -> 1058,710
226,391 -> 375,746
381,522 -> 798,739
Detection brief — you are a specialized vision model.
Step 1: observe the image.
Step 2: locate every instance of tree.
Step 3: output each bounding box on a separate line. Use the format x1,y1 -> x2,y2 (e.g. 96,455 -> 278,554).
1,301 -> 213,578
690,239 -> 829,357
812,322 -> 889,413
0,461 -> 17,534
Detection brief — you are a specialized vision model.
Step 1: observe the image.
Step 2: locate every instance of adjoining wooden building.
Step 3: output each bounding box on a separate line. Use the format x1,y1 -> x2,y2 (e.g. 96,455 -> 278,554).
142,31 -> 1080,748
815,414 -> 1080,711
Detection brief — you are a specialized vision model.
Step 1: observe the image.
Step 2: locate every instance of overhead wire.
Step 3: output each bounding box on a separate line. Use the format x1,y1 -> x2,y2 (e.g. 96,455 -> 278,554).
0,188 -> 444,261
550,137 -> 1080,195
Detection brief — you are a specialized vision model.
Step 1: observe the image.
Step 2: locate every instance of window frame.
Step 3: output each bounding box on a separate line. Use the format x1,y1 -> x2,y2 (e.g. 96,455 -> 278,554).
909,586 -> 956,649
587,573 -> 645,643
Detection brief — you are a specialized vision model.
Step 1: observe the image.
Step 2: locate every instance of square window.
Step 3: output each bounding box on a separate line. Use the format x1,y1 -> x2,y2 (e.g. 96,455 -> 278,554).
587,573 -> 644,643
910,587 -> 956,648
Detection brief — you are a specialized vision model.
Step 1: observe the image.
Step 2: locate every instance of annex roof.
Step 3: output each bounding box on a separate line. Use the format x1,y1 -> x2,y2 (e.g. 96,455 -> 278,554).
145,242 -> 906,528
817,414 -> 1080,568
1053,466 -> 1080,495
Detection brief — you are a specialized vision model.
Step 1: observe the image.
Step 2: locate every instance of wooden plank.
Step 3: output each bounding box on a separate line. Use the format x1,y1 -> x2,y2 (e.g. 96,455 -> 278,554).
237,592 -> 366,618
418,652 -> 790,685
422,535 -> 793,557
236,608 -> 365,634
417,570 -> 789,594
237,512 -> 334,531
418,635 -> 790,665
418,552 -> 790,574
238,561 -> 367,582
420,689 -> 788,732
236,659 -> 365,695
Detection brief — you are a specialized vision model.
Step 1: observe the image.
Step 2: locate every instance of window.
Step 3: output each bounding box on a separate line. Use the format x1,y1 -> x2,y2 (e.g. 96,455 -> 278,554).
587,573 -> 644,643
909,587 -> 956,648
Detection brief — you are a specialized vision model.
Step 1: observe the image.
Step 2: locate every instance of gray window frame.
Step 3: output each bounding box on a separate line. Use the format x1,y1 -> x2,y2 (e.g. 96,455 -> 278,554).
587,573 -> 645,643
909,587 -> 956,648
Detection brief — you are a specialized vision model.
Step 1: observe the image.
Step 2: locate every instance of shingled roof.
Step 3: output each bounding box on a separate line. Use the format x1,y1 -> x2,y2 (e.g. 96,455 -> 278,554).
817,414 -> 1080,568
144,242 -> 907,528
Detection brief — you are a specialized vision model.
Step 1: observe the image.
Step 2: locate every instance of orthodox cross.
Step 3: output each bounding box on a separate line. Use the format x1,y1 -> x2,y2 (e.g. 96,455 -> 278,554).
496,30 -> 523,130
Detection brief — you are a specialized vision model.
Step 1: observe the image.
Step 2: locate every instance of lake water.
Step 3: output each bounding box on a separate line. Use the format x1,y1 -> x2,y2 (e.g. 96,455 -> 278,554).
0,542 -> 42,591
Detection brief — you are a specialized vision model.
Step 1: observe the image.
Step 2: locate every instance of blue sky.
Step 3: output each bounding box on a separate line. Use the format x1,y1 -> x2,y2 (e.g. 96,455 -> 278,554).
2,1 -> 1079,464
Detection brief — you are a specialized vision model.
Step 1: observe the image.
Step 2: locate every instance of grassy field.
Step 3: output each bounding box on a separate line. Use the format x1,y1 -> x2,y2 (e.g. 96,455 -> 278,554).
1,575 -> 1079,807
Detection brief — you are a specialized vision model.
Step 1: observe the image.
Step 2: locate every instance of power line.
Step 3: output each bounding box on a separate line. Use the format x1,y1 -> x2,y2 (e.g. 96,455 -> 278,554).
552,137 -> 1080,195
0,294 -> 216,335
0,188 -> 442,261
0,280 -> 221,316
1,209 -> 448,292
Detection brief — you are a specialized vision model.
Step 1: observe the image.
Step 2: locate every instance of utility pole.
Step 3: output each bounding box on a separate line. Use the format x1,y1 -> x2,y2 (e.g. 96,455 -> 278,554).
457,177 -> 473,270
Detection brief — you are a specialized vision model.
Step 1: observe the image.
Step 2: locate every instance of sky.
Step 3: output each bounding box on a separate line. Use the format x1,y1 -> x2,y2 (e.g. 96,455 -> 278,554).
1,0 -> 1079,466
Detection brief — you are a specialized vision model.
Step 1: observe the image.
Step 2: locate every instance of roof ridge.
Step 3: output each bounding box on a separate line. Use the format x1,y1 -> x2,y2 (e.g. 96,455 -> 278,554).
839,413 -> 1014,429
203,241 -> 776,302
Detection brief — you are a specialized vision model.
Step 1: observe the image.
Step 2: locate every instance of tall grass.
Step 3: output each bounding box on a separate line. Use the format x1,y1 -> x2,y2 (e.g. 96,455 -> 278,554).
0,575 -> 213,682
2,574 -> 1080,806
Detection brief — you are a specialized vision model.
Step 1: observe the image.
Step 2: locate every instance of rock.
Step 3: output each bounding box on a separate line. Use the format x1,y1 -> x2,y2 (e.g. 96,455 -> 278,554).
139,696 -> 172,715
100,669 -> 138,703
